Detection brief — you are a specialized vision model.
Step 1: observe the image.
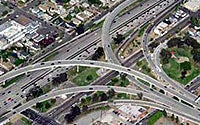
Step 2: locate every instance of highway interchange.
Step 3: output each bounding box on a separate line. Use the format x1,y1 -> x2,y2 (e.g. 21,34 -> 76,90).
0,0 -> 200,124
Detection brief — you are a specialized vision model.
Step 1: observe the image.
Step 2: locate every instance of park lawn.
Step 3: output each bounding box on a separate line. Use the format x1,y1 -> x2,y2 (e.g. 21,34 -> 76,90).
68,66 -> 87,79
108,77 -> 130,87
148,111 -> 163,125
162,47 -> 200,85
21,117 -> 32,125
72,67 -> 99,86
34,99 -> 56,112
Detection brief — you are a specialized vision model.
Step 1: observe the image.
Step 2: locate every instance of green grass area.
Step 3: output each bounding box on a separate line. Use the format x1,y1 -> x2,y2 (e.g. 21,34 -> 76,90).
21,117 -> 32,125
68,66 -> 87,79
18,1 -> 25,5
34,99 -> 56,112
138,23 -> 150,37
119,0 -> 145,16
148,111 -> 163,125
14,59 -> 25,66
108,77 -> 129,87
137,78 -> 150,86
41,84 -> 52,94
136,59 -> 155,79
116,93 -> 130,99
1,75 -> 24,88
72,67 -> 99,86
90,20 -> 105,30
162,47 -> 200,85
44,52 -> 59,61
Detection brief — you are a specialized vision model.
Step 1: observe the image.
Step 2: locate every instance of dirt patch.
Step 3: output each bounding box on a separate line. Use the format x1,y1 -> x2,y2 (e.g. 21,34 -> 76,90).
155,117 -> 176,125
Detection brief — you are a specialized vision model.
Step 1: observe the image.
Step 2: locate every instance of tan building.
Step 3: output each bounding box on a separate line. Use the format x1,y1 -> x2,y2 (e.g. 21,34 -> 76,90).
183,0 -> 200,12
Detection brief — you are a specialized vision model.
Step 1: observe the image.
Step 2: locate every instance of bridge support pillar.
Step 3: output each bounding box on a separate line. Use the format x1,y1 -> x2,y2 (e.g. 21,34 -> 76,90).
77,65 -> 79,73
195,96 -> 200,103
2,81 -> 5,85
150,84 -> 152,88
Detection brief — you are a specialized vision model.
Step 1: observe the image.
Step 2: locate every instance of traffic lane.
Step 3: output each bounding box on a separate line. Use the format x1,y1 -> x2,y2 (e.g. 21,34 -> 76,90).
6,86 -> 200,124
1,59 -> 199,109
0,43 -> 98,112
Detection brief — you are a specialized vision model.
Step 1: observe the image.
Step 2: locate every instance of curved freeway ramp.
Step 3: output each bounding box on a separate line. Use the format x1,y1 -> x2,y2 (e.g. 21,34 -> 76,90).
2,86 -> 200,124
0,60 -> 199,108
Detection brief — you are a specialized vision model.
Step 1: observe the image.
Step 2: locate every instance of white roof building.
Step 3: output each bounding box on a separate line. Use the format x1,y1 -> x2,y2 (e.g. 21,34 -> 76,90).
184,0 -> 200,12
154,22 -> 169,35
117,104 -> 146,121
0,20 -> 25,50
69,0 -> 80,5
0,20 -> 40,50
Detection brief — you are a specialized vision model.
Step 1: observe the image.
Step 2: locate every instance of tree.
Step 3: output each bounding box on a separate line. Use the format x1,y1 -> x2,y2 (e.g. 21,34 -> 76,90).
92,93 -> 99,103
175,116 -> 179,123
120,73 -> 127,81
82,105 -> 88,112
167,37 -> 181,48
1,10 -> 8,17
88,0 -> 102,5
100,92 -> 108,101
193,53 -> 200,63
81,98 -> 86,104
190,16 -> 199,27
113,33 -> 125,44
107,88 -> 115,99
59,73 -> 68,82
159,89 -> 165,94
29,86 -> 44,98
163,109 -> 167,117
45,102 -> 51,109
86,75 -> 93,81
76,24 -> 84,35
71,105 -> 81,116
180,61 -> 191,71
64,113 -> 75,123
171,114 -> 175,121
36,102 -> 42,109
92,47 -> 104,60
52,77 -> 61,86
137,92 -> 143,100
160,49 -> 171,64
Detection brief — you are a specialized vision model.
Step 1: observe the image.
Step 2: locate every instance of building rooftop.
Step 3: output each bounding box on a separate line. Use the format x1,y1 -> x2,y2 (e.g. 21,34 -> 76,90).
15,15 -> 32,26
183,0 -> 200,12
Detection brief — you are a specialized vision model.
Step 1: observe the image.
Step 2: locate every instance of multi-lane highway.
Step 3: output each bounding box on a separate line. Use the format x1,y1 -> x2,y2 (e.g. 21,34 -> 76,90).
1,85 -> 200,124
0,0 -> 200,124
0,59 -> 200,111
0,0 -> 175,117
0,0 -> 155,115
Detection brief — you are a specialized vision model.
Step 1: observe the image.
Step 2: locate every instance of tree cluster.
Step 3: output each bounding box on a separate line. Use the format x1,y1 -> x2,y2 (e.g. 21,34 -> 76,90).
92,47 -> 104,60
75,24 -> 85,35
167,37 -> 200,49
113,33 -> 125,44
26,86 -> 43,101
64,89 -> 115,123
52,73 -> 68,86
64,105 -> 81,123
160,49 -> 171,64
88,0 -> 102,5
